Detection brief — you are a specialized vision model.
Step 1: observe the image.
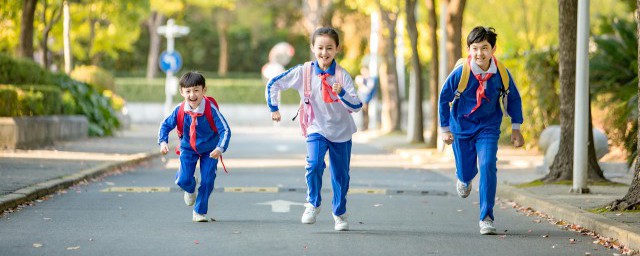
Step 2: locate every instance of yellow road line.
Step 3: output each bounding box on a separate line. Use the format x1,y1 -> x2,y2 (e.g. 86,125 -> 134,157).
349,188 -> 387,194
101,187 -> 171,193
223,187 -> 279,193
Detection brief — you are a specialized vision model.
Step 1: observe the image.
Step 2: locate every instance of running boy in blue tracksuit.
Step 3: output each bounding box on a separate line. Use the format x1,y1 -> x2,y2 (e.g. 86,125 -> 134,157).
439,26 -> 524,235
158,71 -> 231,222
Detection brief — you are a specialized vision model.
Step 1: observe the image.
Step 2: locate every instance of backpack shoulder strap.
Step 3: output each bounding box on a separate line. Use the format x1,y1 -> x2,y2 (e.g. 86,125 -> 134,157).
455,57 -> 470,99
303,61 -> 313,98
203,96 -> 218,134
176,102 -> 185,138
495,58 -> 510,92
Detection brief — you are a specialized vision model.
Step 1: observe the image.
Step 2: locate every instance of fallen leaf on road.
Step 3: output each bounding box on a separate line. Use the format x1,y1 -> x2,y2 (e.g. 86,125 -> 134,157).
194,240 -> 199,245
528,230 -> 532,233
32,243 -> 43,248
533,219 -> 541,223
457,209 -> 463,212
373,204 -> 382,207
66,246 -> 80,250
584,252 -> 591,255
500,235 -> 506,238
89,238 -> 94,242
615,213 -> 622,216
210,218 -> 216,221
570,238 -> 576,244
542,234 -> 549,238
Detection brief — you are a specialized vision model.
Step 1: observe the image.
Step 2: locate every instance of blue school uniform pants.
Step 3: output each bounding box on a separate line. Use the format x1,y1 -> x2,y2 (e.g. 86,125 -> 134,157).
175,149 -> 218,215
305,133 -> 352,216
452,132 -> 499,221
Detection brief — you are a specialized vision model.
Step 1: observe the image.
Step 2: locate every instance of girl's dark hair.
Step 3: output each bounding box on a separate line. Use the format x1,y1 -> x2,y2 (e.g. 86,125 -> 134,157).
467,26 -> 497,48
179,71 -> 206,89
311,27 -> 340,47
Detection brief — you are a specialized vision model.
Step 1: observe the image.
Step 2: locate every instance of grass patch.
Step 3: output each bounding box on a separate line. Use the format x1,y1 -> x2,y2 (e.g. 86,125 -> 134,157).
588,207 -> 640,214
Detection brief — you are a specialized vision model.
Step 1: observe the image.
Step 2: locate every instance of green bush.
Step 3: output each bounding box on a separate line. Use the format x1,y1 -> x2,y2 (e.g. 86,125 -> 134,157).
0,53 -> 120,136
0,53 -> 50,85
0,85 -> 19,116
70,65 -> 116,92
61,91 -> 77,115
15,85 -> 62,116
114,76 -> 300,104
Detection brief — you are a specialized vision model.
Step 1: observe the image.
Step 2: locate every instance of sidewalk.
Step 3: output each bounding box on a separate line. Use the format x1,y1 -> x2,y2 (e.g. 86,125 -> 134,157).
355,129 -> 639,253
0,124 -> 160,212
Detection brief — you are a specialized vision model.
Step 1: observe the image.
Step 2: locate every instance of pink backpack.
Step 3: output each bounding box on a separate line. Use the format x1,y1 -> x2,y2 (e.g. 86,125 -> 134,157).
294,61 -> 343,137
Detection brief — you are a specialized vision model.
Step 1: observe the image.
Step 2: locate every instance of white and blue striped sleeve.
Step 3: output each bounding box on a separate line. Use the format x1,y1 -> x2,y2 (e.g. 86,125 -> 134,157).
265,65 -> 303,112
211,102 -> 231,153
337,72 -> 362,113
158,104 -> 180,145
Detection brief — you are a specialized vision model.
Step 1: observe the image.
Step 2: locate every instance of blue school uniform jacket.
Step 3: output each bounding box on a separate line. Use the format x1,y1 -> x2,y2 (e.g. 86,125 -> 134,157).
438,59 -> 523,140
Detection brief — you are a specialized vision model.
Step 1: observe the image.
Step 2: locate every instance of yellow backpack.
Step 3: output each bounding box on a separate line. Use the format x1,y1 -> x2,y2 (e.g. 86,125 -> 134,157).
451,57 -> 511,117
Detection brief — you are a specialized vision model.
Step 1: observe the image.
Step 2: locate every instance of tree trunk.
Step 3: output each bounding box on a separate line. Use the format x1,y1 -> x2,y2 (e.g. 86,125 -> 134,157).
445,0 -> 466,72
542,0 -> 577,183
41,0 -> 62,70
63,0 -> 72,74
217,16 -> 229,76
587,103 -> 607,181
19,0 -> 38,60
146,11 -> 164,80
425,0 -> 438,148
406,0 -> 424,143
608,0 -> 640,211
379,5 -> 401,133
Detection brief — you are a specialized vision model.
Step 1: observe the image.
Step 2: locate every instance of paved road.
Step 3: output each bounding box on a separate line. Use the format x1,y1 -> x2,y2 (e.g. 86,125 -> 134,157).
0,126 -> 617,255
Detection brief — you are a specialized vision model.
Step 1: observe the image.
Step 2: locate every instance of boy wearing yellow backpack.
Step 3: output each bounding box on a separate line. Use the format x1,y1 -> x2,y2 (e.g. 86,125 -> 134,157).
438,26 -> 524,235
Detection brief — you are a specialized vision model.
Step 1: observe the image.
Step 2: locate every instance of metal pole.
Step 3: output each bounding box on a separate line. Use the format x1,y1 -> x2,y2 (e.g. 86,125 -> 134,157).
437,0 -> 448,152
369,11 -> 380,129
572,0 -> 590,194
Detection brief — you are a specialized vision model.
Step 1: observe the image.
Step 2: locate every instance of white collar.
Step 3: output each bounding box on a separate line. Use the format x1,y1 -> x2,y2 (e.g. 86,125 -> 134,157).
183,99 -> 205,114
470,57 -> 497,75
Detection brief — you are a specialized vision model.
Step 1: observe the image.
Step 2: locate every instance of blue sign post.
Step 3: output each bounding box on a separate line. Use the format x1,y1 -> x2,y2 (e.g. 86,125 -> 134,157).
159,51 -> 183,73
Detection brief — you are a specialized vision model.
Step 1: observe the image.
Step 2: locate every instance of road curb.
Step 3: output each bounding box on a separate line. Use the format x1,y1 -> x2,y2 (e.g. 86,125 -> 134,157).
497,184 -> 640,251
0,151 -> 161,213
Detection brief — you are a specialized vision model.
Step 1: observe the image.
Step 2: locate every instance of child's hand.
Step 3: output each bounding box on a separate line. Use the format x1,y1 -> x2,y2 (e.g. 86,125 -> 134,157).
210,148 -> 222,159
271,111 -> 281,122
442,132 -> 454,145
511,130 -> 525,148
160,142 -> 169,155
332,83 -> 343,95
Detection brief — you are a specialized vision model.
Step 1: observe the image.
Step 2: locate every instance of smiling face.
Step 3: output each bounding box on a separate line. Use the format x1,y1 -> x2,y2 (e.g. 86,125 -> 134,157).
311,35 -> 338,70
468,40 -> 496,71
180,85 -> 207,109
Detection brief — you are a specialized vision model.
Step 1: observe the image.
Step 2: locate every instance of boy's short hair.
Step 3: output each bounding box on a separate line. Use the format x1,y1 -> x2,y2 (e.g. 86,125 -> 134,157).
179,71 -> 206,89
467,26 -> 497,48
311,27 -> 340,47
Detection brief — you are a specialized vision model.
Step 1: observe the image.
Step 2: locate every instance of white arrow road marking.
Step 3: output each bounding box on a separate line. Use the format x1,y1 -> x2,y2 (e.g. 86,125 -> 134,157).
256,200 -> 304,213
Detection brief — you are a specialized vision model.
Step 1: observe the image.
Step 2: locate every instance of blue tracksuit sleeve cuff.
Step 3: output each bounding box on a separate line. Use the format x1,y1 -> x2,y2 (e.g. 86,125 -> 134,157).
269,105 -> 279,112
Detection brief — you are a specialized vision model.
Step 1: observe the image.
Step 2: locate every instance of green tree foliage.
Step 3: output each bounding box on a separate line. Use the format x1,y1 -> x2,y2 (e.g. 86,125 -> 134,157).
590,17 -> 638,166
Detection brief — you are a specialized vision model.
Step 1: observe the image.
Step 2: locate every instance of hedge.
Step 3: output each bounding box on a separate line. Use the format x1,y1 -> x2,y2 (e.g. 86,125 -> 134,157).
0,53 -> 119,136
115,77 -> 300,104
0,84 -> 63,117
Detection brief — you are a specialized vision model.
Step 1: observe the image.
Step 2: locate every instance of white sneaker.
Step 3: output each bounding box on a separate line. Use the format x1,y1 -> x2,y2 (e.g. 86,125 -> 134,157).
301,203 -> 320,224
183,176 -> 199,206
479,218 -> 496,235
456,180 -> 472,198
192,211 -> 208,222
333,214 -> 349,231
